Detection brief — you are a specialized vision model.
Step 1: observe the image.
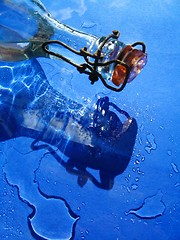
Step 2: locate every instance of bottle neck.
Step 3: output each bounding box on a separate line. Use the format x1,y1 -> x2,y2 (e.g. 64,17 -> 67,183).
42,14 -> 99,63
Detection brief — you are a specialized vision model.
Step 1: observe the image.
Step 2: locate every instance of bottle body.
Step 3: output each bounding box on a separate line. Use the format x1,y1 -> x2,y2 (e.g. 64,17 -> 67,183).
0,0 -> 98,62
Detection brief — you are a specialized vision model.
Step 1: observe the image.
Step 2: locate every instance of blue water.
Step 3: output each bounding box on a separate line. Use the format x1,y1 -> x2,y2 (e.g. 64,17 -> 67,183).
0,0 -> 180,240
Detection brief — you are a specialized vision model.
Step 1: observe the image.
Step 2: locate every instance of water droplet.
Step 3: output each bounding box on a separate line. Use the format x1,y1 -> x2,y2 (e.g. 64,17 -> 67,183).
171,163 -> 179,173
138,137 -> 142,145
127,186 -> 131,192
131,184 -> 138,190
137,168 -> 142,175
132,167 -> 136,172
126,191 -> 165,219
140,124 -> 144,132
9,209 -> 14,214
167,150 -> 172,156
125,177 -> 129,183
115,225 -> 120,231
135,177 -> 139,182
141,156 -> 145,162
85,230 -> 89,235
174,182 -> 180,187
135,159 -> 140,164
144,133 -> 157,153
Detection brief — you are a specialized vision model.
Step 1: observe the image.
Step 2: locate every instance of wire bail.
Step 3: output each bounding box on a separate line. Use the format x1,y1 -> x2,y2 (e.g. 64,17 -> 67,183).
42,30 -> 146,92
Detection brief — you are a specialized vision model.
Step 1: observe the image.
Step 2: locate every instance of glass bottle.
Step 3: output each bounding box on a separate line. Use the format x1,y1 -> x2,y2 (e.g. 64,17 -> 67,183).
0,0 -> 147,91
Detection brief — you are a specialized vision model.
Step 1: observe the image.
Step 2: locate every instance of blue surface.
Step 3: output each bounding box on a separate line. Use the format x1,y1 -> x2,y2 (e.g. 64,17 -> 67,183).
0,0 -> 180,240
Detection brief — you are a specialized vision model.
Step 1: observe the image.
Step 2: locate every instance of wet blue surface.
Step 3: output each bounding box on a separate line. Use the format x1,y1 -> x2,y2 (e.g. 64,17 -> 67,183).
0,0 -> 180,239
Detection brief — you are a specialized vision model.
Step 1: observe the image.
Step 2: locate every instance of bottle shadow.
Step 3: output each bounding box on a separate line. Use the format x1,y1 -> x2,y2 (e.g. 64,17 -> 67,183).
0,59 -> 138,190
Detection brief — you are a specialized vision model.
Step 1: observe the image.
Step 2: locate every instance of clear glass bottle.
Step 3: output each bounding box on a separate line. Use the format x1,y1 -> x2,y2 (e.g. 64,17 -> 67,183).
0,0 -> 147,91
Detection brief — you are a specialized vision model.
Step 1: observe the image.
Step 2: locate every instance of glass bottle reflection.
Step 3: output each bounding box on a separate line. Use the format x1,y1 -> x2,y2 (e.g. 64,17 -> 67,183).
0,58 -> 137,189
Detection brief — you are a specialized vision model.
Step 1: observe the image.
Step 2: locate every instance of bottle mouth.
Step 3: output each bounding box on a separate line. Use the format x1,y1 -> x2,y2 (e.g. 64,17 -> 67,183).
112,45 -> 148,86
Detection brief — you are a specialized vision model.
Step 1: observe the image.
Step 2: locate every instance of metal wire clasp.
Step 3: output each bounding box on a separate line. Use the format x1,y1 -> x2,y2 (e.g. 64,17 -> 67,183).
42,30 -> 146,92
